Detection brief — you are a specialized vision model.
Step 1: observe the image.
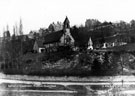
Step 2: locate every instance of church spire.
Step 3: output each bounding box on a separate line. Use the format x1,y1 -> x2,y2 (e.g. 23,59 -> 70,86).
63,16 -> 70,30
88,37 -> 93,50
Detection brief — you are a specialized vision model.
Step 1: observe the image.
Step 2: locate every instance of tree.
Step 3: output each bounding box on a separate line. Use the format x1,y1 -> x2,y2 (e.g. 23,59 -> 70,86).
92,57 -> 102,76
85,19 -> 101,29
86,19 -> 97,30
14,23 -> 19,36
130,20 -> 135,28
130,19 -> 135,33
12,26 -> 16,40
19,18 -> 23,35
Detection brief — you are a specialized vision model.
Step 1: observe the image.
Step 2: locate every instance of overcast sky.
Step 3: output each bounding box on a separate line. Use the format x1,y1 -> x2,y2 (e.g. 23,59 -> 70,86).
0,0 -> 135,36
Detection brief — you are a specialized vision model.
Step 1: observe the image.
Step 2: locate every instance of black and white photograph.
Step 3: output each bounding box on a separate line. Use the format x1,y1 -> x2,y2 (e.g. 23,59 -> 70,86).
0,0 -> 135,95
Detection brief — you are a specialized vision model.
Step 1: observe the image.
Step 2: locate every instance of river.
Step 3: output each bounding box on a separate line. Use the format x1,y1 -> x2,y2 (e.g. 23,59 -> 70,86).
1,74 -> 135,96
0,80 -> 135,96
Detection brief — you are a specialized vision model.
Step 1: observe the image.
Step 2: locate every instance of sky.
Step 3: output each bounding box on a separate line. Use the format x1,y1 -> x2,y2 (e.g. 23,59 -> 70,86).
0,0 -> 135,36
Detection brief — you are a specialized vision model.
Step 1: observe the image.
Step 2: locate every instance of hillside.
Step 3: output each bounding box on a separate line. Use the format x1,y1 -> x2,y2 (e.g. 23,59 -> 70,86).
1,47 -> 135,76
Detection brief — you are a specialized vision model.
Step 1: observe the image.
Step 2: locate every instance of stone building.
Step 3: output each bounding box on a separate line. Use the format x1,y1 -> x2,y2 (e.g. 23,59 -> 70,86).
43,17 -> 75,52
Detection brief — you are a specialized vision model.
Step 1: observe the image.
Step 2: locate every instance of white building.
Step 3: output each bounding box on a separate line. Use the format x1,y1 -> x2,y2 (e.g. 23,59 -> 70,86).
87,37 -> 93,50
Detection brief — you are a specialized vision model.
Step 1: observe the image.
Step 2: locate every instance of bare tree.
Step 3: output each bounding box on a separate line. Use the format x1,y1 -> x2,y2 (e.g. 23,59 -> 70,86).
15,23 -> 19,36
19,18 -> 23,35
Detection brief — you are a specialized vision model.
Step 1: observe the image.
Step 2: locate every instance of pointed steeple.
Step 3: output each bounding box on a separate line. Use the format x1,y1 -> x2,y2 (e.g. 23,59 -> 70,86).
89,37 -> 93,45
88,37 -> 93,50
63,16 -> 70,29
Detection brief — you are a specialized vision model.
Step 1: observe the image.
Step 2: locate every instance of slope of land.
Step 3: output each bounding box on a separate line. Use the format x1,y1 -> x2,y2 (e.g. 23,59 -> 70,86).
1,44 -> 135,76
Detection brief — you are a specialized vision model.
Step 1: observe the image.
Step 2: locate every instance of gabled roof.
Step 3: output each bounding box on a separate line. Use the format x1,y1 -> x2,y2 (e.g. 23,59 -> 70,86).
43,30 -> 64,44
35,39 -> 44,48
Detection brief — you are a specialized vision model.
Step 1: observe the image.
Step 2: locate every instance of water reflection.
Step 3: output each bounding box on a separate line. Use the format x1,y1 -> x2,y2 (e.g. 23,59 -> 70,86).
0,92 -> 75,96
0,83 -> 135,96
1,91 -> 135,96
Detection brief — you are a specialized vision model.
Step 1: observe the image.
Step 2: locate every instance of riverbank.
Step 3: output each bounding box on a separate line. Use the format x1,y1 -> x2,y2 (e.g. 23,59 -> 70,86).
1,73 -> 135,96
0,73 -> 135,82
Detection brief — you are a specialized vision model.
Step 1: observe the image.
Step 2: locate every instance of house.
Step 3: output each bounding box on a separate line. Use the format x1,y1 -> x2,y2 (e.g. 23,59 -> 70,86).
3,30 -> 11,40
28,31 -> 39,39
48,22 -> 63,32
33,40 -> 45,53
102,34 -> 128,49
43,16 -> 75,52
